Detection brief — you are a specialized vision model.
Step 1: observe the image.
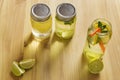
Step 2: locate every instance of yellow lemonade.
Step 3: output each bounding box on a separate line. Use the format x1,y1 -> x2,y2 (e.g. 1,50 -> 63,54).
31,16 -> 52,33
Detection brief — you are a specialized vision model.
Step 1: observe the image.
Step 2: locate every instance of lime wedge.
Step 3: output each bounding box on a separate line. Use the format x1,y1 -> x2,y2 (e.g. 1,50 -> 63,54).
11,61 -> 25,76
88,59 -> 103,74
19,59 -> 35,69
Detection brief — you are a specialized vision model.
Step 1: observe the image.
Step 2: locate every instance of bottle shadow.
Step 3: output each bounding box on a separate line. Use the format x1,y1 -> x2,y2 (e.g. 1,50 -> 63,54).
11,33 -> 52,80
48,33 -> 72,80
49,33 -> 71,62
19,32 -> 71,80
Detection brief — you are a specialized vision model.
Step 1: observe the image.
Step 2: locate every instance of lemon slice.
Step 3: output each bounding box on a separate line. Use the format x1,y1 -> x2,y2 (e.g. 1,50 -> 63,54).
84,43 -> 104,61
19,59 -> 35,69
11,61 -> 25,76
88,59 -> 103,74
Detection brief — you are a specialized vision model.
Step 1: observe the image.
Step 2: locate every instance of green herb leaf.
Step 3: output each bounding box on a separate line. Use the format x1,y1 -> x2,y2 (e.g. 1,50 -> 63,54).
101,31 -> 108,33
98,21 -> 102,27
98,21 -> 106,30
102,25 -> 106,30
64,19 -> 74,25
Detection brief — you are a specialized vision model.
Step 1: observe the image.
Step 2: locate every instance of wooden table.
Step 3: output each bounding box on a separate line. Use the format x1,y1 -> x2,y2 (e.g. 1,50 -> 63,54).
0,0 -> 120,80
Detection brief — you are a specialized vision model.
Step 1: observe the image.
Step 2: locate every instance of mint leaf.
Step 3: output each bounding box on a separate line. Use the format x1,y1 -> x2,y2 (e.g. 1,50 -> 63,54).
101,31 -> 108,33
98,21 -> 106,30
98,21 -> 102,27
64,19 -> 74,25
102,25 -> 106,30
56,16 -> 74,25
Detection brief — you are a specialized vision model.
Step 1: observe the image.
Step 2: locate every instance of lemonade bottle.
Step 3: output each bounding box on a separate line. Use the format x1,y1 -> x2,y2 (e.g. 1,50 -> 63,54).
55,3 -> 76,39
83,18 -> 112,74
31,3 -> 52,40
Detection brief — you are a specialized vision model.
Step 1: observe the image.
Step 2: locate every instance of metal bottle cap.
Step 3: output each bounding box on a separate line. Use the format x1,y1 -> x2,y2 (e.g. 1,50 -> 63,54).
56,3 -> 76,21
31,3 -> 51,21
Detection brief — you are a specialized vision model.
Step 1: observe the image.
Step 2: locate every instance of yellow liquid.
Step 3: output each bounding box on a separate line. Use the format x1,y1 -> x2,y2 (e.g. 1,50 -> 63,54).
31,16 -> 52,33
55,17 -> 76,39
83,41 -> 104,62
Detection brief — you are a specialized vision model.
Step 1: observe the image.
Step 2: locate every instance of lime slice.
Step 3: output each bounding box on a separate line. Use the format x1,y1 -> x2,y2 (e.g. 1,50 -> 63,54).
19,59 -> 35,69
62,31 -> 74,39
56,31 -> 62,38
56,30 -> 74,39
11,61 -> 25,76
88,59 -> 103,74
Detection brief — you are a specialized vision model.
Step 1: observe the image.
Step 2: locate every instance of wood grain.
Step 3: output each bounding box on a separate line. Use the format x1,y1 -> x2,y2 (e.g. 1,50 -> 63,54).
0,0 -> 120,80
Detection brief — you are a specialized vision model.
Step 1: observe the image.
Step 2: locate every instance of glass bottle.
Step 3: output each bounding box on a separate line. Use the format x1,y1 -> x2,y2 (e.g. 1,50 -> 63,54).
31,3 -> 52,40
55,3 -> 76,39
83,18 -> 112,74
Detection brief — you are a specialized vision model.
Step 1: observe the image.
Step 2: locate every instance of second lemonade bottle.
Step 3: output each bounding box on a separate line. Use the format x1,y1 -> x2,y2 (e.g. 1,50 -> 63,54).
55,3 -> 76,39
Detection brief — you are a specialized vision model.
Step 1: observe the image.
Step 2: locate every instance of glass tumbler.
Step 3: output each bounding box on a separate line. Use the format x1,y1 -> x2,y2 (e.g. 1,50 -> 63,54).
83,18 -> 112,74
